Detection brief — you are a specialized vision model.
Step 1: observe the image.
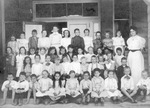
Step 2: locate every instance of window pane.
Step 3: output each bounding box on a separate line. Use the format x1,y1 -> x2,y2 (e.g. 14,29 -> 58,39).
83,3 -> 98,16
67,3 -> 82,16
36,4 -> 51,17
52,4 -> 66,17
115,0 -> 129,19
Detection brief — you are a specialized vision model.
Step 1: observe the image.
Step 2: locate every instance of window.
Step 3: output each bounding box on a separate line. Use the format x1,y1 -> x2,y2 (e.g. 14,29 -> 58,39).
34,1 -> 99,19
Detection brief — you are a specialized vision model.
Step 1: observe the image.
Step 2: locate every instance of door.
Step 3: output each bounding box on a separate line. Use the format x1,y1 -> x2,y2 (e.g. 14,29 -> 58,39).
68,20 -> 100,39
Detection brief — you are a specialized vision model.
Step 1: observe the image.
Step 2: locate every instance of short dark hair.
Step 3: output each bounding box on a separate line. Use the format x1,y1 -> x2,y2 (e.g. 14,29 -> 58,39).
84,29 -> 90,33
96,31 -> 101,35
74,28 -> 80,33
93,68 -> 102,74
31,74 -> 37,78
8,73 -> 13,77
121,57 -> 127,61
83,71 -> 90,76
116,47 -> 122,52
69,70 -> 75,74
34,54 -> 41,59
19,72 -> 26,77
32,29 -> 37,33
130,26 -> 137,32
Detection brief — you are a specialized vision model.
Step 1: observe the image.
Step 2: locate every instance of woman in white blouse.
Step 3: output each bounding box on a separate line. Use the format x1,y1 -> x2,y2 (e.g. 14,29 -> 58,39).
127,26 -> 146,85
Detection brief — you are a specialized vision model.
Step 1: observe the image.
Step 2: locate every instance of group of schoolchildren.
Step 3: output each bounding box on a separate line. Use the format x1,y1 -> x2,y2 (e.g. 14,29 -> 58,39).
1,26 -> 150,106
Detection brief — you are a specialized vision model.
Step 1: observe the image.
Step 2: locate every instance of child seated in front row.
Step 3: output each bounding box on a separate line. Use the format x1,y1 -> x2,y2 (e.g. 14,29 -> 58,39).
65,70 -> 81,104
26,74 -> 39,104
121,66 -> 137,103
80,71 -> 92,105
135,70 -> 150,102
49,72 -> 66,104
105,71 -> 122,104
36,70 -> 53,105
14,72 -> 29,106
91,68 -> 107,106
1,73 -> 17,105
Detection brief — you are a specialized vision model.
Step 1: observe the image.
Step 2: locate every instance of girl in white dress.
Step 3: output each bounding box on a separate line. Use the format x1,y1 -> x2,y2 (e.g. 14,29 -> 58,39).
16,32 -> 28,53
22,56 -> 32,81
77,47 -> 85,63
105,71 -> 122,103
49,72 -> 65,104
85,46 -> 95,63
127,26 -> 146,85
38,30 -> 50,49
28,47 -> 36,64
16,47 -> 27,78
32,54 -> 43,78
36,70 -> 53,105
59,46 -> 67,61
65,70 -> 81,104
83,29 -> 93,52
61,30 -> 71,51
39,47 -> 47,64
61,55 -> 71,78
91,68 -> 107,106
80,71 -> 92,105
80,57 -> 89,75
112,30 -> 125,54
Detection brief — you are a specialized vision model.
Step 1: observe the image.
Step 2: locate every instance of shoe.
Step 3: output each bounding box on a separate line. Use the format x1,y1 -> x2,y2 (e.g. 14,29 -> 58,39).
131,99 -> 137,103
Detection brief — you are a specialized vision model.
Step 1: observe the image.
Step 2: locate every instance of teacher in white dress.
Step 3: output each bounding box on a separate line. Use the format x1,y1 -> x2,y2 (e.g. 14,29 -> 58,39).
127,26 -> 146,85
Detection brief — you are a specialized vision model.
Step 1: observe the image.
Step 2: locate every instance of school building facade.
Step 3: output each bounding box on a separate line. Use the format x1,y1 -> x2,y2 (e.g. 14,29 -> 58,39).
0,0 -> 149,71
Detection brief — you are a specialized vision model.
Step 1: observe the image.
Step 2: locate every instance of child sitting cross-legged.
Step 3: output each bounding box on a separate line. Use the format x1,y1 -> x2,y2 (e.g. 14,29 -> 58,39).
135,70 -> 150,102
80,71 -> 92,105
121,66 -> 137,103
91,68 -> 107,106
65,70 -> 81,104
49,72 -> 66,104
14,72 -> 29,106
1,73 -> 17,106
26,74 -> 39,104
36,70 -> 53,105
105,70 -> 122,104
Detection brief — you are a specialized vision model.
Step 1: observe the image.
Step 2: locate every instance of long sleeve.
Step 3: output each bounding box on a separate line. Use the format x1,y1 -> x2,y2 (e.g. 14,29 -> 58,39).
92,78 -> 96,91
81,38 -> 85,49
104,79 -> 109,90
76,80 -> 80,91
79,80 -> 83,93
88,81 -> 92,93
130,78 -> 134,90
24,81 -> 29,92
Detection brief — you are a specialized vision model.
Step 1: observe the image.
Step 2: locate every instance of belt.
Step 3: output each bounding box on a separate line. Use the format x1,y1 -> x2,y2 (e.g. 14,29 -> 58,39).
129,49 -> 140,52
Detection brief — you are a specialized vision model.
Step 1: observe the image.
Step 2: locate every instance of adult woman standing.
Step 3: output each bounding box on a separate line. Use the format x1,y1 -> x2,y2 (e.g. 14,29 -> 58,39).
127,26 -> 145,85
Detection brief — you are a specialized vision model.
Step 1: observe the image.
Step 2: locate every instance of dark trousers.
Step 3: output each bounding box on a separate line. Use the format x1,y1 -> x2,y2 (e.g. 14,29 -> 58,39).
66,94 -> 81,103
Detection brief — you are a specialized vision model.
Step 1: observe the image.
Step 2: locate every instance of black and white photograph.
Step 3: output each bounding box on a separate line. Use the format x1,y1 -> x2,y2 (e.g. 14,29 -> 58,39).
0,0 -> 150,108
